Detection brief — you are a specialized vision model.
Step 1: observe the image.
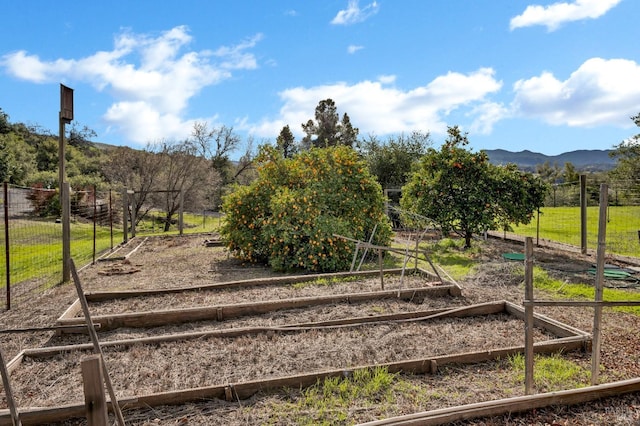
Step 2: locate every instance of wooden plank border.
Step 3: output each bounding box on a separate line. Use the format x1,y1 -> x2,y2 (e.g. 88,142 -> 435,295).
83,267 -> 450,302
356,376 -> 640,425
0,335 -> 591,426
57,285 -> 458,331
31,301 -> 510,359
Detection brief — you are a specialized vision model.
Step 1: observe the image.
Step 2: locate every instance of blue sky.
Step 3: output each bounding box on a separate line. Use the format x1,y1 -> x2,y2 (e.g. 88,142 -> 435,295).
1,0 -> 639,157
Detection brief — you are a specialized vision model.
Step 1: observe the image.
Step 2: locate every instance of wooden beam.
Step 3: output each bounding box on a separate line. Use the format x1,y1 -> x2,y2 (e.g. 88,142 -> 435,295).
505,302 -> 590,338
58,299 -> 81,320
69,260 -> 125,426
591,183 -> 608,385
0,336 -> 591,425
81,355 -> 108,426
0,347 -> 21,425
523,300 -> 640,308
83,268 -> 432,302
524,237 -> 534,395
58,285 -> 456,331
34,301 -> 509,359
356,376 -> 640,426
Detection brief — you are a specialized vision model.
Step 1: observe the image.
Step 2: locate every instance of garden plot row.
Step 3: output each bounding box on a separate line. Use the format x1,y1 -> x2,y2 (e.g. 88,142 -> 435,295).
56,268 -> 459,332
0,297 -> 590,424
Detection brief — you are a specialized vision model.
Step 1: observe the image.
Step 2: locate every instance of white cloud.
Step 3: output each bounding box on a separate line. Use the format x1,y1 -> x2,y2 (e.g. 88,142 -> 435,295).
468,102 -> 511,135
248,69 -> 504,138
347,45 -> 364,54
0,26 -> 261,144
331,1 -> 379,25
510,0 -> 622,31
512,58 -> 640,127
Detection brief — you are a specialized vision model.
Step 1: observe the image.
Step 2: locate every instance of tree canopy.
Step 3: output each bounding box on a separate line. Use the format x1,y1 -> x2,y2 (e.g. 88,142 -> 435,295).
220,145 -> 391,272
358,131 -> 431,190
401,126 -> 548,247
301,99 -> 359,149
610,113 -> 640,189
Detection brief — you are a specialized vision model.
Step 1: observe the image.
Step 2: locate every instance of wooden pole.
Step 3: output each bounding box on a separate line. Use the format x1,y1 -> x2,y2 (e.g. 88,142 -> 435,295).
130,192 -> 136,238
81,355 -> 109,426
524,237 -> 534,395
378,248 -> 384,290
178,190 -> 184,236
536,207 -> 540,246
580,174 -> 587,255
591,183 -> 608,385
61,182 -> 71,282
0,347 -> 21,425
122,188 -> 128,244
69,259 -> 126,426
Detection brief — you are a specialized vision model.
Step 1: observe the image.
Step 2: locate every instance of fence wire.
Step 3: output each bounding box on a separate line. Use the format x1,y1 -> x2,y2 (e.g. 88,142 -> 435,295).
512,180 -> 640,258
1,184 -> 123,308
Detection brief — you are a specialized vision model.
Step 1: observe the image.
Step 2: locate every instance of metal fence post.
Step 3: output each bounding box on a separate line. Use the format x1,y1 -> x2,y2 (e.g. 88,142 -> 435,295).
92,185 -> 97,264
3,182 -> 10,310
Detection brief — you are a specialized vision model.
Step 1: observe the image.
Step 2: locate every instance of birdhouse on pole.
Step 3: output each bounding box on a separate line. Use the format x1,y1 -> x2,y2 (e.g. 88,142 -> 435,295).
60,84 -> 74,123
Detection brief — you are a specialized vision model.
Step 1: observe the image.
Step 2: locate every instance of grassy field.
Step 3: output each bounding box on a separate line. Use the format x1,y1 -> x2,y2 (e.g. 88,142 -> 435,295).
511,205 -> 640,258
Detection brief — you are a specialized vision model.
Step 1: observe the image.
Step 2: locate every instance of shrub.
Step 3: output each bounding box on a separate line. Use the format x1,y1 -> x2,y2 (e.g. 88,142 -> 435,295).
221,146 -> 392,272
27,184 -> 60,217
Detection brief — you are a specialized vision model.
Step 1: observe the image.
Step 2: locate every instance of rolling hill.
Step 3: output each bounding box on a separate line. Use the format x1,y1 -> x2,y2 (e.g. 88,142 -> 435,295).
484,149 -> 616,172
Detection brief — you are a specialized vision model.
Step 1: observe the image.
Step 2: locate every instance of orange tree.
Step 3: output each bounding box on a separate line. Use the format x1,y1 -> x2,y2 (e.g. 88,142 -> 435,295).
401,126 -> 548,248
221,145 -> 392,272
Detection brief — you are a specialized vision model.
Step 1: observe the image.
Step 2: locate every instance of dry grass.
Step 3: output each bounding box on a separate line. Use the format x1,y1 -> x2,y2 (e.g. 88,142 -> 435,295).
0,234 -> 639,425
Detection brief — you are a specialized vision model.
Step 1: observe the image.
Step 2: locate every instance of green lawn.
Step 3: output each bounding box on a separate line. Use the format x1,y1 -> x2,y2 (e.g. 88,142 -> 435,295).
129,211 -> 221,236
511,206 -> 640,258
1,218 -> 124,287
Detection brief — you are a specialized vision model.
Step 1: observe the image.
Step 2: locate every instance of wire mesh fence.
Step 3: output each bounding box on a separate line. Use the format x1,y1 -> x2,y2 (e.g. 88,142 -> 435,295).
1,184 -> 123,308
506,180 -> 640,258
1,183 -> 222,309
385,179 -> 640,259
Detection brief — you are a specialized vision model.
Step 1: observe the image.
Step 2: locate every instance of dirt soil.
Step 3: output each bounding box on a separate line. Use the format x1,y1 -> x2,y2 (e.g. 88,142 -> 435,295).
1,234 -> 640,425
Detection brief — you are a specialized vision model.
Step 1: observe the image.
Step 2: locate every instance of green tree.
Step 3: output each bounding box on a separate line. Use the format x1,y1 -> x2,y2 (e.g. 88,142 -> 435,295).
610,113 -> 640,189
535,161 -> 561,184
221,145 -> 391,272
562,162 -> 580,184
401,126 -> 547,248
0,132 -> 36,184
276,125 -> 298,158
0,108 -> 11,134
301,99 -> 359,149
358,131 -> 431,189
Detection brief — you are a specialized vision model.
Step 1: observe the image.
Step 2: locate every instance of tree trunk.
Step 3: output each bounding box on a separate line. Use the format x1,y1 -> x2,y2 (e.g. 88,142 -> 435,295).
464,231 -> 472,248
163,214 -> 172,232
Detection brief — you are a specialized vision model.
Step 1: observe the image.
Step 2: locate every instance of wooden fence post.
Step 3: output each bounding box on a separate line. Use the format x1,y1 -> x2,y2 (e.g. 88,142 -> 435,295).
580,174 -> 587,255
62,182 -> 71,282
591,183 -> 608,385
122,188 -> 129,244
70,259 -> 126,425
82,355 -> 109,426
524,237 -> 534,395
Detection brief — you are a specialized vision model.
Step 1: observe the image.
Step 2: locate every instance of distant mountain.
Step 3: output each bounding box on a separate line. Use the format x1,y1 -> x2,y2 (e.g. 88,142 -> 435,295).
484,149 -> 616,172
